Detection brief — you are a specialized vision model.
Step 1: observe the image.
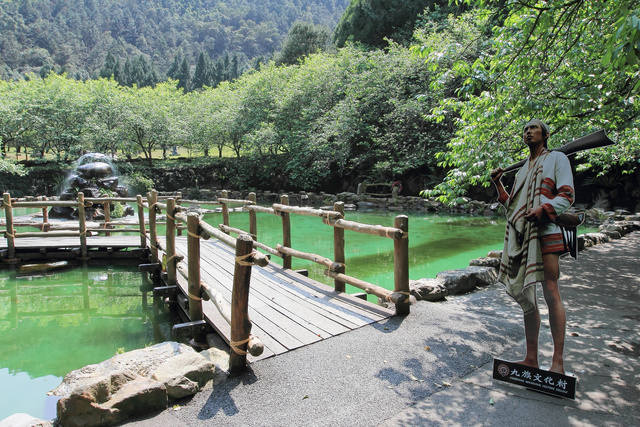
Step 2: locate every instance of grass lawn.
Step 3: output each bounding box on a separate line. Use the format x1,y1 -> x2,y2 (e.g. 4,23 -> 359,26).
4,146 -> 239,162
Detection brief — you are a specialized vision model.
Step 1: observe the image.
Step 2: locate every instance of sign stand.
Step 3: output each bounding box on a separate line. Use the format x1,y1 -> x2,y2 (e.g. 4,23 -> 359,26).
493,358 -> 577,400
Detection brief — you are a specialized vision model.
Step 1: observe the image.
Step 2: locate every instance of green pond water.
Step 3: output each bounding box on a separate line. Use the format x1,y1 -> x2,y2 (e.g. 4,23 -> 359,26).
0,207 -> 596,421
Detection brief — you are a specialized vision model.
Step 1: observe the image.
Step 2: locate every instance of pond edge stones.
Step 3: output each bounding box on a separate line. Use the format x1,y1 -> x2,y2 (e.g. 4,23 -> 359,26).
52,341 -> 228,427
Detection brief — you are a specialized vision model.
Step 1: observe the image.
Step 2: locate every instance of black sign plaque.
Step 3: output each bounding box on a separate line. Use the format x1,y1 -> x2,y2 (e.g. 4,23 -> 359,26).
492,358 -> 577,400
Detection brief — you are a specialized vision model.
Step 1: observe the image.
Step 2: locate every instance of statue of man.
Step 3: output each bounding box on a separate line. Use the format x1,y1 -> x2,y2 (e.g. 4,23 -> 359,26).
491,119 -> 575,374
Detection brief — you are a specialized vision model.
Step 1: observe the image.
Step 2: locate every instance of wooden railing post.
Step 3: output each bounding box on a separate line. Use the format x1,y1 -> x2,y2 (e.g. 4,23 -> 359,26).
333,201 -> 346,292
394,215 -> 410,315
148,189 -> 158,263
166,198 -> 177,287
280,195 -> 292,269
229,234 -> 255,374
221,190 -> 230,232
104,199 -> 111,237
136,195 -> 147,248
248,192 -> 257,237
78,192 -> 88,259
42,197 -> 49,232
187,212 -> 205,345
3,193 -> 16,261
176,192 -> 183,236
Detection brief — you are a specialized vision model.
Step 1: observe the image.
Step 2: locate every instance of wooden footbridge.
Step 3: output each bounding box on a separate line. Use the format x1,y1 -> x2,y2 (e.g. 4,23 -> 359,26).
1,191 -> 411,372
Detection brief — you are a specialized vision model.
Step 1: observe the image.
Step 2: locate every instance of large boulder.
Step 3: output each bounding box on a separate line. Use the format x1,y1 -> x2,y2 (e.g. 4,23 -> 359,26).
436,269 -> 477,295
0,413 -> 52,427
52,342 -> 195,397
468,256 -> 500,269
77,162 -> 113,179
464,266 -> 499,287
56,370 -> 166,427
151,352 -> 218,399
410,278 -> 448,301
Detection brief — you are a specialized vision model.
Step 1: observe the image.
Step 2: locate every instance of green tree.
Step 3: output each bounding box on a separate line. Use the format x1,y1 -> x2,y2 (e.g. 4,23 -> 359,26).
177,58 -> 191,93
119,81 -> 181,166
21,73 -> 91,161
333,0 -> 453,48
192,52 -> 214,90
413,2 -> 640,202
99,52 -> 119,79
275,21 -> 331,66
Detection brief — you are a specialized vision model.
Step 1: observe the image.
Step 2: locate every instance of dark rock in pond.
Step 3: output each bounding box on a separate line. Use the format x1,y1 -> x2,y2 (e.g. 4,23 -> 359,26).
68,174 -> 89,189
49,206 -> 75,219
81,187 -> 102,198
97,177 -> 119,190
60,188 -> 77,200
77,162 -> 113,179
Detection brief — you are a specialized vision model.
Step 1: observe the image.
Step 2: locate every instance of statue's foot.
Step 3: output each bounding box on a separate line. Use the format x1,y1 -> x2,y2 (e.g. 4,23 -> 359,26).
548,363 -> 565,375
516,358 -> 539,369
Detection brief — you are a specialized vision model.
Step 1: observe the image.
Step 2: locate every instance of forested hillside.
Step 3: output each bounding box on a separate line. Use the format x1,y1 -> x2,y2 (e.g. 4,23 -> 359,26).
0,0 -> 349,81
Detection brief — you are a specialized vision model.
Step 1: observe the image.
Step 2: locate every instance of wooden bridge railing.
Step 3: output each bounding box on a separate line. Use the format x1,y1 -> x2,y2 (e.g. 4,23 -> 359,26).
195,190 -> 412,315
143,189 -> 410,371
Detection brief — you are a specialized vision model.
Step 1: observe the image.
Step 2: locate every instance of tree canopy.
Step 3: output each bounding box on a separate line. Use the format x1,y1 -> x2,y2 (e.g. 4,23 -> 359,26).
413,0 -> 640,202
0,0 -> 349,81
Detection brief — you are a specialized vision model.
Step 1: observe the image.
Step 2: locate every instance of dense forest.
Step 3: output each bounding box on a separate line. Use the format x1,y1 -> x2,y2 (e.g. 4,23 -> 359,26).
1,0 -> 639,210
0,0 -> 349,81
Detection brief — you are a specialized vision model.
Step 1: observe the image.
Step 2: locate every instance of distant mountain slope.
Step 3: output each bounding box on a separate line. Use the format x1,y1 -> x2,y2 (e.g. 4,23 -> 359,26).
0,0 -> 349,80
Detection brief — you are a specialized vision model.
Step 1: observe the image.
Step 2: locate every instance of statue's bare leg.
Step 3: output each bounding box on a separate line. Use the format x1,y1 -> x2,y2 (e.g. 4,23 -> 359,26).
542,252 -> 565,374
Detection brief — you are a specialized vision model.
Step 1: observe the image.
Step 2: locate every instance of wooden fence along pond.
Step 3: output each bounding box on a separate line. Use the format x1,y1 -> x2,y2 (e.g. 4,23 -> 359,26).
0,190 -> 410,373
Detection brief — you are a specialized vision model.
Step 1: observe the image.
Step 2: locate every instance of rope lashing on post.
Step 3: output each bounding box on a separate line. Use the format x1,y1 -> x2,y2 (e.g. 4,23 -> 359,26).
235,250 -> 259,266
230,335 -> 254,355
4,232 -> 15,238
386,290 -> 411,302
188,290 -> 202,301
187,230 -> 201,239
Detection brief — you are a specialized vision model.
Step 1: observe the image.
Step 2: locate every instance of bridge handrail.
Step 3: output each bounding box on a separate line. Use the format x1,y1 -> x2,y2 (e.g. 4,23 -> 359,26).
218,192 -> 410,315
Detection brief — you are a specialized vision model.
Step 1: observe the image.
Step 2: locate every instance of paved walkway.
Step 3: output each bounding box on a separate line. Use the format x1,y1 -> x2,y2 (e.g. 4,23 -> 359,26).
128,231 -> 640,427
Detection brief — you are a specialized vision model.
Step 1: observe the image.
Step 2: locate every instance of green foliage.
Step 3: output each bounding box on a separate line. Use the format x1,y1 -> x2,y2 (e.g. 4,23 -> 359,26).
123,172 -> 154,196
0,0 -> 350,82
333,0 -> 455,48
275,21 -> 332,66
413,1 -> 640,202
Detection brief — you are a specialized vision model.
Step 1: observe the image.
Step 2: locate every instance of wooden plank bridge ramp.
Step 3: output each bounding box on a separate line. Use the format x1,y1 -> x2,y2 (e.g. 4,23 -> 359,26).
165,236 -> 395,362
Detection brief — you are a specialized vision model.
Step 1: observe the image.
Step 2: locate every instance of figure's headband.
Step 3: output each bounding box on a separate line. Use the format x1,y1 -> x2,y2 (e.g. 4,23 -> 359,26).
524,119 -> 550,136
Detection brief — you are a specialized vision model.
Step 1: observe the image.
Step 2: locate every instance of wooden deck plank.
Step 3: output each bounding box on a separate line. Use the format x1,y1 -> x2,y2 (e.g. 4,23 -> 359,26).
195,241 -> 354,336
175,240 -> 324,350
0,236 -> 142,249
